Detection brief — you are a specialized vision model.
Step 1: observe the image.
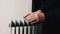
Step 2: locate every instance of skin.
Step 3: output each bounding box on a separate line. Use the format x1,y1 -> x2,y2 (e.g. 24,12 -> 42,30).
23,10 -> 45,24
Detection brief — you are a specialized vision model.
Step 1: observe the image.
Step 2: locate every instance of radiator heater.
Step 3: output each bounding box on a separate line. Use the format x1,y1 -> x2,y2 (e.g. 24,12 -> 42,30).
9,20 -> 37,34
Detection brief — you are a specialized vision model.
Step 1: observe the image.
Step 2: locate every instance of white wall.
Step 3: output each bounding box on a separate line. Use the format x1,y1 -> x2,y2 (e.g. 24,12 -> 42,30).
0,0 -> 32,34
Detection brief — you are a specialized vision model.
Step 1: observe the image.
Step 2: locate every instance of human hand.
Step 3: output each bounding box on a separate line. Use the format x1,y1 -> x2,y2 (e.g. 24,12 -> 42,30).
23,10 -> 45,24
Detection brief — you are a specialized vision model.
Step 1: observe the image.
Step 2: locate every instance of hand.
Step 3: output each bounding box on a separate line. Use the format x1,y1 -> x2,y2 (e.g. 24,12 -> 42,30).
23,10 -> 45,24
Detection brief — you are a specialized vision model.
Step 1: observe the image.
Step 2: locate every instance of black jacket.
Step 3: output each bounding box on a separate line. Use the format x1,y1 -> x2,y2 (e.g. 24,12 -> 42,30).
32,0 -> 60,34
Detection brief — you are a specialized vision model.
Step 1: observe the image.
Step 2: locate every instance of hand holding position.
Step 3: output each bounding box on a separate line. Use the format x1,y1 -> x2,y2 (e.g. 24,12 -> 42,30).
23,10 -> 45,24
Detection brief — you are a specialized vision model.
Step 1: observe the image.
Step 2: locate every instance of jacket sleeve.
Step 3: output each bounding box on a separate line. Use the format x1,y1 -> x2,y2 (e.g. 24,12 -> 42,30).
40,8 -> 60,23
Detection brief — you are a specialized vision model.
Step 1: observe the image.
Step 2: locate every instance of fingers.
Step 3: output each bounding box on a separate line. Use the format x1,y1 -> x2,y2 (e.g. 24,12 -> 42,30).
23,13 -> 31,18
30,18 -> 39,24
23,10 -> 44,24
25,14 -> 34,20
25,16 -> 34,21
29,17 -> 40,24
23,12 -> 40,24
24,14 -> 39,24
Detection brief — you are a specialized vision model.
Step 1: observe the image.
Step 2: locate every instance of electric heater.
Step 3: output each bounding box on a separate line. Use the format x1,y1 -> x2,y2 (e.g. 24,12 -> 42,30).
9,20 -> 37,34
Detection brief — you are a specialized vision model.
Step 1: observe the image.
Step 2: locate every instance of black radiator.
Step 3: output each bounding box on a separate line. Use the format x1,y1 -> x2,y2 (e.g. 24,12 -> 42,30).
9,20 -> 37,34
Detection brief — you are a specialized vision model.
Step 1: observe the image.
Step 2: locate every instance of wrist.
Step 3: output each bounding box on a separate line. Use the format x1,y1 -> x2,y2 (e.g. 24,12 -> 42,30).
37,10 -> 45,22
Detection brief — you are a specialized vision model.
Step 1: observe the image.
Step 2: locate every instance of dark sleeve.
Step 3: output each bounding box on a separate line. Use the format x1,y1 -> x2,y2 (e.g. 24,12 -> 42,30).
41,9 -> 60,23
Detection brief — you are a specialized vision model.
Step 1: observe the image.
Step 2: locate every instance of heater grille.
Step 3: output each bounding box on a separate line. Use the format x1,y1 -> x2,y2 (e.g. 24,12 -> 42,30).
9,20 -> 37,34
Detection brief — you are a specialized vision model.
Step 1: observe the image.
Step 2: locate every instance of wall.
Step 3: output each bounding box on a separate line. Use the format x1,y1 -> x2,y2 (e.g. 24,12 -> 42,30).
0,0 -> 32,34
